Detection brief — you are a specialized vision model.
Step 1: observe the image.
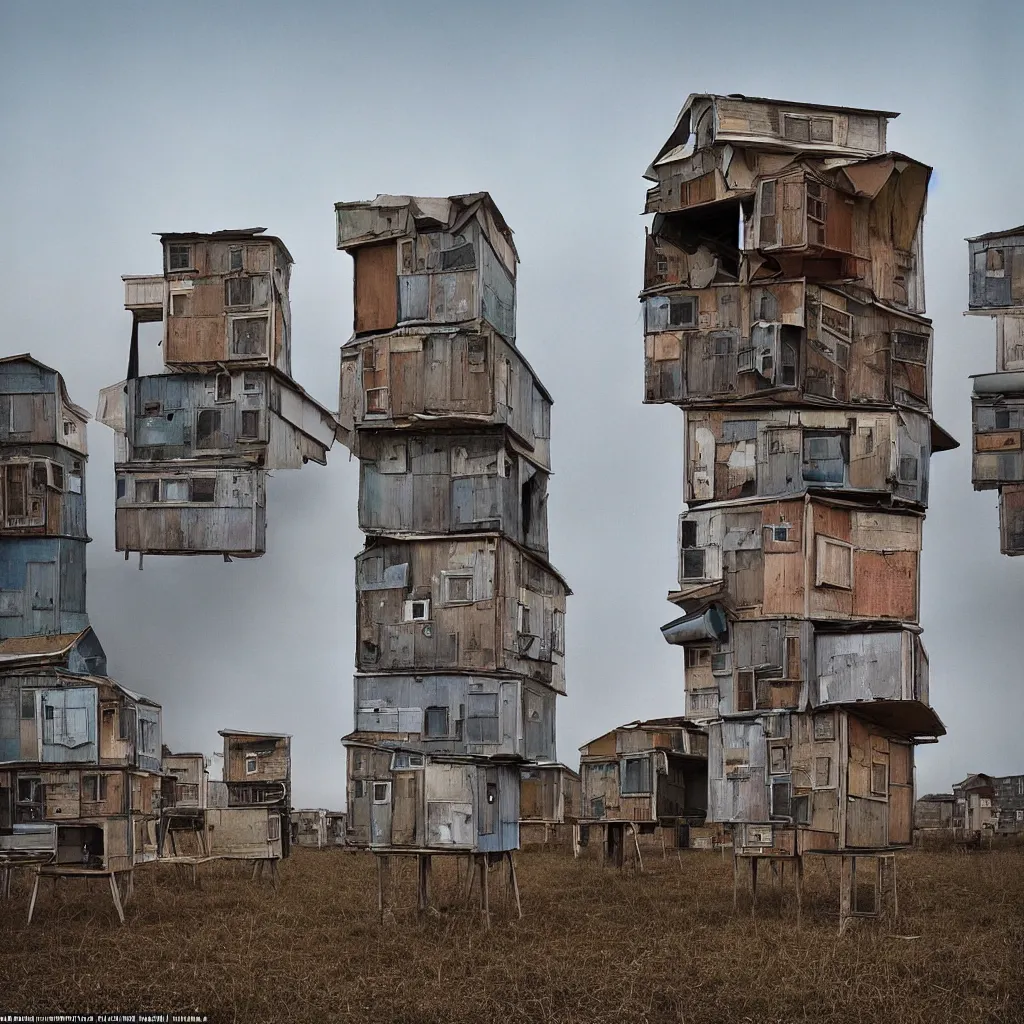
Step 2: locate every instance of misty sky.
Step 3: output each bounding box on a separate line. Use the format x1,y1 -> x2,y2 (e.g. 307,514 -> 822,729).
1,0 -> 1021,805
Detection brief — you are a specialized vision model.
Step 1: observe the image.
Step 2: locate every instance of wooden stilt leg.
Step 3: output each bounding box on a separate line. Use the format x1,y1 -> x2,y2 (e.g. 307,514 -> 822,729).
251,861 -> 260,882
631,824 -> 644,874
417,855 -> 428,915
464,855 -> 476,906
480,855 -> 490,930
732,853 -> 739,913
839,855 -> 851,936
377,856 -> 385,925
891,855 -> 898,920
508,852 -> 522,920
795,856 -> 803,929
26,870 -> 40,925
661,828 -> 667,861
751,857 -> 759,916
271,859 -> 279,890
108,872 -> 126,926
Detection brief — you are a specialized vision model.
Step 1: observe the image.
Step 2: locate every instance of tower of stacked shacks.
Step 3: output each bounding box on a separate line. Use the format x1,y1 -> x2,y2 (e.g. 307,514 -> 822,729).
966,226 -> 1024,554
641,94 -> 957,927
334,194 -> 569,918
98,229 -> 337,560
0,356 -> 164,924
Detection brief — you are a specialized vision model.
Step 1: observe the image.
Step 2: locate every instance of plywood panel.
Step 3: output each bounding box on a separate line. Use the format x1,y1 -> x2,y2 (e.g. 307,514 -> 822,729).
846,796 -> 886,847
354,243 -> 398,334
852,550 -> 917,620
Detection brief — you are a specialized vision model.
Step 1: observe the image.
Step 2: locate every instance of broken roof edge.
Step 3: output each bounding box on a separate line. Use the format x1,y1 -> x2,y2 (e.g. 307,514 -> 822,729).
966,225 -> 1024,243
156,229 -> 295,264
358,530 -> 572,594
218,729 -> 292,739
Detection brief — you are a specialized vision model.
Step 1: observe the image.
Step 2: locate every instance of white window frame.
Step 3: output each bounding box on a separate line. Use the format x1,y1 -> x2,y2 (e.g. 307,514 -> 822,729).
442,572 -> 474,605
403,598 -> 431,622
372,781 -> 391,805
167,243 -> 193,272
245,755 -> 258,775
365,387 -> 389,415
815,535 -> 853,590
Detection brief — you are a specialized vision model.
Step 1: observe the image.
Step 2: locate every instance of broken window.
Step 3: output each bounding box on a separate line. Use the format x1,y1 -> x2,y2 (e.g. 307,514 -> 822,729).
31,462 -> 47,490
190,478 -> 216,503
167,244 -> 192,271
240,410 -> 260,439
466,693 -> 499,744
170,292 -> 190,317
15,777 -> 43,823
770,745 -> 789,774
517,602 -> 532,637
806,179 -> 827,243
668,296 -> 697,328
243,372 -> 263,393
136,479 -> 159,503
620,756 -> 652,795
424,706 -> 449,738
444,573 -> 473,605
196,409 -> 225,449
229,247 -> 243,271
685,648 -> 711,669
893,332 -> 929,365
365,387 -> 389,414
736,671 -> 755,713
780,335 -> 798,387
162,479 -> 189,502
216,373 -> 232,401
20,690 -> 34,719
50,464 -> 64,490
245,755 -> 258,775
439,241 -> 476,271
802,430 -> 847,485
987,247 -> 1006,275
467,335 -> 487,370
231,317 -> 268,357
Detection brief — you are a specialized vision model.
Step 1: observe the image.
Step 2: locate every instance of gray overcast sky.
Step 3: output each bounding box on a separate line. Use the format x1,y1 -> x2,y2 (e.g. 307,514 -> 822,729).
1,0 -> 1021,805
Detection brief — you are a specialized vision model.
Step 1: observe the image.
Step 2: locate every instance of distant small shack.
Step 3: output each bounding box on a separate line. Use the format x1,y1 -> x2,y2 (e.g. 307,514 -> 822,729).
218,729 -> 291,858
953,773 -> 1024,835
293,808 -> 328,849
577,717 -> 709,865
519,762 -> 580,848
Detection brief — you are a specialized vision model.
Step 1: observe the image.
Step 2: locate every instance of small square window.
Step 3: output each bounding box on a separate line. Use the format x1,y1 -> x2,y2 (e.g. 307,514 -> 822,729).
168,244 -> 192,271
813,713 -> 835,741
682,548 -> 705,580
162,479 -> 189,502
44,705 -> 54,721
136,479 -> 159,503
231,317 -> 268,357
225,277 -> 253,308
229,247 -> 243,271
243,372 -> 263,393
372,782 -> 390,804
444,574 -> 473,604
245,756 -> 258,775
711,653 -> 730,675
196,409 -> 225,449
669,297 -> 696,328
190,478 -> 216,503
772,525 -> 790,542
170,292 -> 190,317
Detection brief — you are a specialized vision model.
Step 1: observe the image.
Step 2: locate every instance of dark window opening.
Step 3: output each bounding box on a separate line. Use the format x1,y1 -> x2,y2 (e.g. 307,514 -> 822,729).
468,335 -> 487,369
669,297 -> 697,328
439,241 -> 476,271
771,780 -> 792,820
225,276 -> 253,308
167,244 -> 192,271
802,431 -> 848,485
216,374 -> 232,401
682,548 -> 705,579
424,706 -> 449,738
229,247 -> 243,271
995,408 -> 1011,429
196,409 -> 225,449
240,410 -> 260,439
4,464 -> 27,518
231,317 -> 268,357
736,671 -> 755,713
190,478 -> 216,503
466,694 -> 499,744
136,479 -> 159,503
20,691 -> 34,719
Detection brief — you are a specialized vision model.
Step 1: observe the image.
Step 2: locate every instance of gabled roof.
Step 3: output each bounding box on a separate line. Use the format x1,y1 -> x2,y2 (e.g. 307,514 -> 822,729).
157,228 -> 294,264
0,627 -> 107,669
0,354 -> 91,422
580,716 -> 707,753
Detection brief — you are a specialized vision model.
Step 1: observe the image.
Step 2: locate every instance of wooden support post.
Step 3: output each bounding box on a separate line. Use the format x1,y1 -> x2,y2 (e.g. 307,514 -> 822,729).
251,861 -> 260,882
630,824 -> 644,875
417,854 -> 429,915
795,856 -> 803,929
660,827 -> 667,861
376,856 -> 385,925
26,870 -> 40,925
507,852 -> 522,920
108,873 -> 126,926
732,852 -> 739,913
839,855 -> 852,936
750,857 -> 759,916
271,859 -> 279,889
480,855 -> 490,930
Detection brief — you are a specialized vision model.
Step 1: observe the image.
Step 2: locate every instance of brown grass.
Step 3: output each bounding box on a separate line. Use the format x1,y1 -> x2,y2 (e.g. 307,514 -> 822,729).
1,845 -> 1023,1024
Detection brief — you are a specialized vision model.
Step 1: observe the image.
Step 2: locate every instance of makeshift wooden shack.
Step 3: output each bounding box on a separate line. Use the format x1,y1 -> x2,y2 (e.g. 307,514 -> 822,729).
519,762 -> 580,848
641,94 -> 956,930
293,808 -> 328,848
219,729 -> 291,859
336,194 -> 567,925
577,718 -> 709,866
96,229 -> 337,558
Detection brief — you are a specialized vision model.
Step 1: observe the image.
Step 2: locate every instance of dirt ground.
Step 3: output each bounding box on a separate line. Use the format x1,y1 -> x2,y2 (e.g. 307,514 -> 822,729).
1,844 -> 1022,1024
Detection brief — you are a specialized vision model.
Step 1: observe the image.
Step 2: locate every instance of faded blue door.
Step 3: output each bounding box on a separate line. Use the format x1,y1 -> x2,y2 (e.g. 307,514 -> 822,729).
26,561 -> 56,634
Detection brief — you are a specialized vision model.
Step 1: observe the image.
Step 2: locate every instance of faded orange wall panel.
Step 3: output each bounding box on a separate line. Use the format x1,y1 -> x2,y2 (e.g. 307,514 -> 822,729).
852,549 -> 918,620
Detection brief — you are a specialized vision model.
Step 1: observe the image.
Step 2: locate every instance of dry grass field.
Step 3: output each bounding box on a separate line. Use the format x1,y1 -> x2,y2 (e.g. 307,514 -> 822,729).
1,844 -> 1023,1024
